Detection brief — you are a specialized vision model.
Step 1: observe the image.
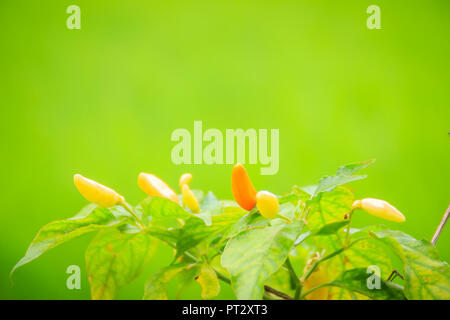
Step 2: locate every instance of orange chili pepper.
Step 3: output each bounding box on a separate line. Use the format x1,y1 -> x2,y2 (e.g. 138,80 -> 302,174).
231,164 -> 257,211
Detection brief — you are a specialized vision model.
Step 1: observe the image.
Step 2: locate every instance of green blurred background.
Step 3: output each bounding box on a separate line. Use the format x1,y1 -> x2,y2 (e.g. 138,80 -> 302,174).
0,0 -> 449,299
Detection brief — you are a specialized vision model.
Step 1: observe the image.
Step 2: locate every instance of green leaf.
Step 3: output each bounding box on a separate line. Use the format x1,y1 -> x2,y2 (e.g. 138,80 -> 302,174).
265,266 -> 295,296
311,226 -> 393,300
108,205 -> 135,220
85,228 -> 158,300
316,175 -> 366,196
220,210 -> 264,240
200,192 -> 222,215
222,203 -> 297,240
11,205 -> 124,278
71,203 -> 99,218
196,263 -> 221,299
190,189 -> 205,203
271,203 -> 297,224
143,263 -> 192,300
141,197 -> 191,221
141,196 -> 209,226
221,220 -> 302,299
175,210 -> 244,257
194,212 -> 212,226
371,230 -> 450,300
314,159 -> 375,196
344,237 -> 393,276
302,185 -> 318,195
307,186 -> 354,232
175,265 -> 201,299
314,220 -> 350,236
325,268 -> 405,300
220,200 -> 241,209
279,186 -> 311,205
336,159 -> 376,175
294,231 -> 311,246
145,225 -> 181,245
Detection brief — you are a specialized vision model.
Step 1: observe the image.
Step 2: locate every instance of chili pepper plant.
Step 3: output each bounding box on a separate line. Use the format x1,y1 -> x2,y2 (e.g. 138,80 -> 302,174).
10,159 -> 450,300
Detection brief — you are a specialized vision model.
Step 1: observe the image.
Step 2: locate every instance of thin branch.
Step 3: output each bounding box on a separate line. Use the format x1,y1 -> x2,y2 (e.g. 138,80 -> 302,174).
214,269 -> 293,300
387,269 -> 404,282
299,283 -> 329,300
344,209 -> 355,246
120,201 -> 146,229
431,204 -> 450,245
264,285 -> 294,300
301,247 -> 345,282
207,242 -> 295,300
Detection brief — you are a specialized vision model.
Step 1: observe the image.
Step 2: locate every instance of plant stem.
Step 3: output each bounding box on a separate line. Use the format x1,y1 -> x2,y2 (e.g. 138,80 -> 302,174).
285,257 -> 302,299
387,270 -> 404,282
301,238 -> 365,284
431,204 -> 450,245
275,213 -> 292,223
214,268 -> 294,300
120,201 -> 145,229
214,269 -> 231,284
263,285 -> 294,300
161,240 -> 295,301
344,209 -> 355,247
301,247 -> 345,282
299,283 -> 330,299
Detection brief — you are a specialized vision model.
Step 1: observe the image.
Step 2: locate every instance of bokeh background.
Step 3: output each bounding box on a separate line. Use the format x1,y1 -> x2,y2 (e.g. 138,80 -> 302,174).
0,0 -> 448,299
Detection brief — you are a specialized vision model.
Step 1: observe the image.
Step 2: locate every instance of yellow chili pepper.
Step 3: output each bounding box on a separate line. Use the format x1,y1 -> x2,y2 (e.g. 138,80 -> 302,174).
179,173 -> 192,189
256,190 -> 279,219
231,164 -> 257,211
138,172 -> 180,204
73,174 -> 124,208
303,266 -> 329,300
181,184 -> 200,213
353,198 -> 405,222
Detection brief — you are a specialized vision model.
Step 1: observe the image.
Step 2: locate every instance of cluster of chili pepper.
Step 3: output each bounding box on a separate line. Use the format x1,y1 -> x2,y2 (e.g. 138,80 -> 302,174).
73,164 -> 405,223
231,164 -> 280,218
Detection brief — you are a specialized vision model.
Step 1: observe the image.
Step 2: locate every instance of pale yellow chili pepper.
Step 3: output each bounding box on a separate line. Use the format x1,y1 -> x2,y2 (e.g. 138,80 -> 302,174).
181,184 -> 200,213
256,190 -> 279,219
179,173 -> 193,189
303,266 -> 329,300
352,198 -> 405,222
138,172 -> 180,204
73,174 -> 124,208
